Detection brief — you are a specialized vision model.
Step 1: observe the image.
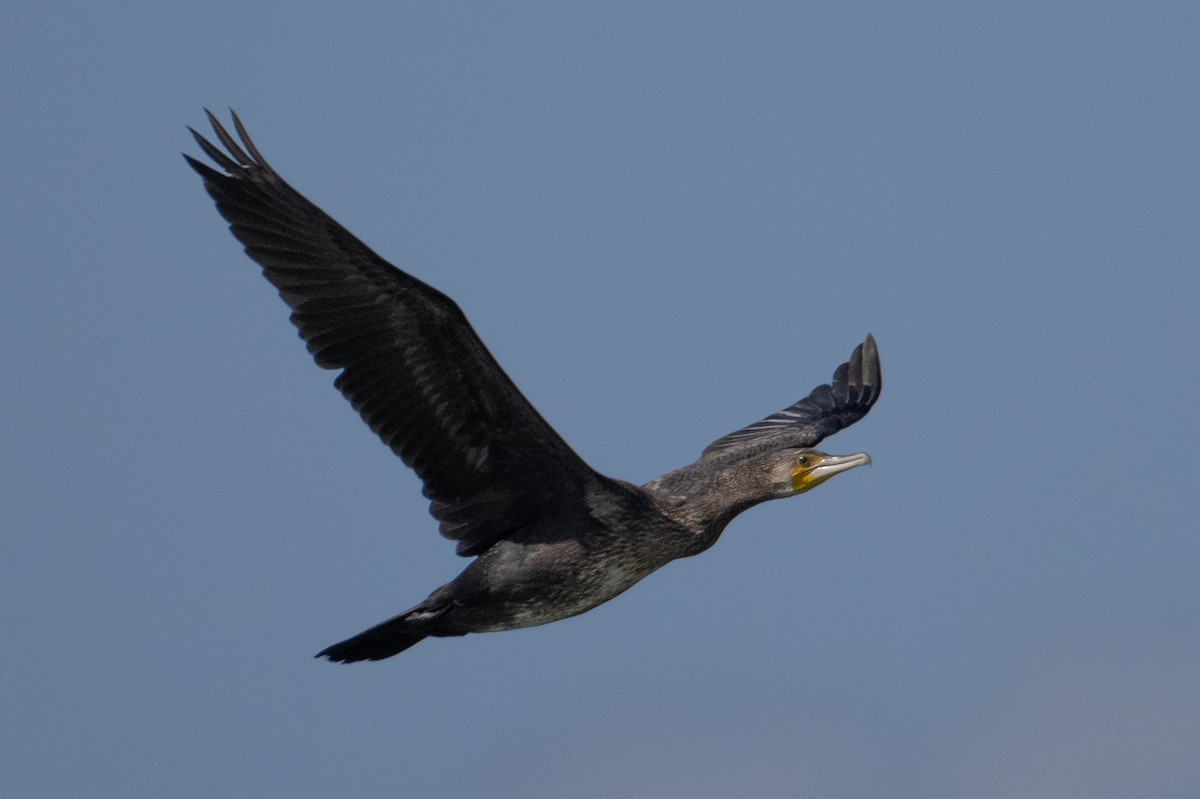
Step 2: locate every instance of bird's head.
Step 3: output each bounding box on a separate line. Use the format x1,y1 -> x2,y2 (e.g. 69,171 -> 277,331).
785,449 -> 872,495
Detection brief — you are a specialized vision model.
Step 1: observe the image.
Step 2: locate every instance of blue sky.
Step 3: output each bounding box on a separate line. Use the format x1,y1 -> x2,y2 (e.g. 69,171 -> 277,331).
3,2 -> 1199,797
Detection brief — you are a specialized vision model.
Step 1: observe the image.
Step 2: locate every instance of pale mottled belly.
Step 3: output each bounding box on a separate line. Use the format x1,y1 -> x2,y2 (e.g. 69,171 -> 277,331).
501,563 -> 651,630
459,540 -> 662,633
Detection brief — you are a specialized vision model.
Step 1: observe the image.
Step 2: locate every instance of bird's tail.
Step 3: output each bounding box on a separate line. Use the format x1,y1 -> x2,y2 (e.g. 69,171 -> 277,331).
316,610 -> 429,663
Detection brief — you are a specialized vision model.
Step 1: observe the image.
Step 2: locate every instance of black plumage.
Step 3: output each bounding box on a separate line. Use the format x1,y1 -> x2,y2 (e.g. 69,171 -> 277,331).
186,111 -> 882,662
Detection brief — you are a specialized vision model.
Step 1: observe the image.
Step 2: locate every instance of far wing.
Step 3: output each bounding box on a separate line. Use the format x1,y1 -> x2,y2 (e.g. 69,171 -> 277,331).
701,334 -> 881,457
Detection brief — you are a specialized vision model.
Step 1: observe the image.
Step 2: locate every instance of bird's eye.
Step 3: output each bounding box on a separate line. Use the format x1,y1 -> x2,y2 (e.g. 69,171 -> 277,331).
797,455 -> 810,467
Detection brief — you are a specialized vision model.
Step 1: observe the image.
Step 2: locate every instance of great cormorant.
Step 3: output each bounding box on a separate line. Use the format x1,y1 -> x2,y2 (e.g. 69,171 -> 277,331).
186,111 -> 882,662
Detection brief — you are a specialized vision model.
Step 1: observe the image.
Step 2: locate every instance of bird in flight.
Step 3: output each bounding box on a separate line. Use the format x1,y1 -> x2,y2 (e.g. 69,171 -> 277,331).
186,111 -> 882,662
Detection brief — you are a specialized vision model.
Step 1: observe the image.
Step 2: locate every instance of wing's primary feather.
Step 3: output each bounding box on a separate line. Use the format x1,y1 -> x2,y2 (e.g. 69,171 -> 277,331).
700,334 -> 881,457
186,110 -> 602,556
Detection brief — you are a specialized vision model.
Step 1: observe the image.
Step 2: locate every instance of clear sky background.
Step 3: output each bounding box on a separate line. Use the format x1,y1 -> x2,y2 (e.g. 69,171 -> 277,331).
3,2 -> 1198,797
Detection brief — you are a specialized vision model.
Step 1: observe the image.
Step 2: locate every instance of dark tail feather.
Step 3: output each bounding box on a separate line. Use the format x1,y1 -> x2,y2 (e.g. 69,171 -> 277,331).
316,611 -> 428,663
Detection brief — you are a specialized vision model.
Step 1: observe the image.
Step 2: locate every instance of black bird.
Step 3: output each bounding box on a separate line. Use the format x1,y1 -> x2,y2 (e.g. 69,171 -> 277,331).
186,111 -> 882,662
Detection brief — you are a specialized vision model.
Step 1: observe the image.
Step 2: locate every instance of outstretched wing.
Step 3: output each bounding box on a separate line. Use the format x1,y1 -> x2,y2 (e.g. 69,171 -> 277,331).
186,110 -> 604,557
700,334 -> 881,457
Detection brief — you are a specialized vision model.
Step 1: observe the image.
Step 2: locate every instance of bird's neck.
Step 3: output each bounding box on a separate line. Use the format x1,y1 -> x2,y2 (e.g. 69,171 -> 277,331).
642,452 -> 780,554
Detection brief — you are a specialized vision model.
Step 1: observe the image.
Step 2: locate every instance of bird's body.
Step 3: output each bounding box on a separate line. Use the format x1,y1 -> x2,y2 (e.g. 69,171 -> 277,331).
405,487 -> 682,634
186,111 -> 882,662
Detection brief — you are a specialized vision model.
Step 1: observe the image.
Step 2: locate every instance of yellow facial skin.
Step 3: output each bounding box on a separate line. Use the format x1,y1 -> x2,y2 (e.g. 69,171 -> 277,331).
790,451 -> 872,494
